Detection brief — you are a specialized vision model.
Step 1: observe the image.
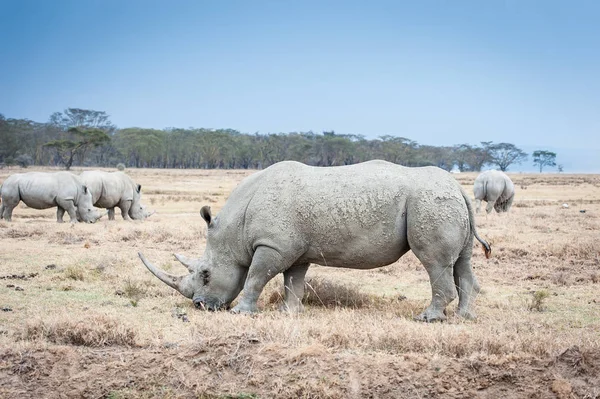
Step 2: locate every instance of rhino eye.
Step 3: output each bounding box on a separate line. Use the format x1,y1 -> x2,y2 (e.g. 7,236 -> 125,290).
200,270 -> 210,286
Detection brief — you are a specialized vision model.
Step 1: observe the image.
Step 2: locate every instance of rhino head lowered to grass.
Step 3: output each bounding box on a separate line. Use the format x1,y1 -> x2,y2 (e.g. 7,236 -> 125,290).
80,171 -> 154,221
139,160 -> 491,322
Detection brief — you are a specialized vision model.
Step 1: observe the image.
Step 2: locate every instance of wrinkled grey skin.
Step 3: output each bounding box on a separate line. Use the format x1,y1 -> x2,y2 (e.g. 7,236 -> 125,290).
0,172 -> 101,223
473,170 -> 515,214
80,171 -> 152,220
139,160 -> 491,322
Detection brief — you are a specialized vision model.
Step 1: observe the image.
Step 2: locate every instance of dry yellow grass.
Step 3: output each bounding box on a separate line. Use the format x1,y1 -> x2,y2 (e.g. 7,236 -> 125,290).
1,166 -> 599,398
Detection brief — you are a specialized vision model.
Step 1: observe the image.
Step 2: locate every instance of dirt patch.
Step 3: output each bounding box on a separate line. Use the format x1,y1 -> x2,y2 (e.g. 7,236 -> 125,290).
1,342 -> 599,398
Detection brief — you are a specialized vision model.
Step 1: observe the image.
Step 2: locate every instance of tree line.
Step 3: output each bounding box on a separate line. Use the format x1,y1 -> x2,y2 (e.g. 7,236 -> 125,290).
0,108 -> 558,172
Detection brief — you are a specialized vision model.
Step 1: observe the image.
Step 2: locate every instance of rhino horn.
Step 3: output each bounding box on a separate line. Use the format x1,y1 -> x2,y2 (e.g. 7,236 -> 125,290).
138,252 -> 188,296
174,253 -> 195,272
147,210 -> 156,218
96,211 -> 108,221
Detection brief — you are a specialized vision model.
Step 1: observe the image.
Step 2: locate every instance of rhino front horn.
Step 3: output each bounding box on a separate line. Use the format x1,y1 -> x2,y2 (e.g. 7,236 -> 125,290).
138,252 -> 190,297
96,211 -> 108,221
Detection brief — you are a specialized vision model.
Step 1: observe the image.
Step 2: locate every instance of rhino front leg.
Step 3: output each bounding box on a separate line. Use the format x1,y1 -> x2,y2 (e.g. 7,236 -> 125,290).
56,198 -> 78,223
231,246 -> 294,314
108,207 -> 116,220
281,263 -> 309,313
56,207 -> 65,223
119,201 -> 132,220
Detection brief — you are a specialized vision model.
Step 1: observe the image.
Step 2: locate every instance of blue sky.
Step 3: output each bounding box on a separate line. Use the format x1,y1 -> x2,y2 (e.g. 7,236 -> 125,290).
1,1 -> 599,170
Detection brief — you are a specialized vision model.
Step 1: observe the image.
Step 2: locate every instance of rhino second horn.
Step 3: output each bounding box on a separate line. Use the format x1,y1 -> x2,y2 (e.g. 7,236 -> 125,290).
138,252 -> 189,297
174,253 -> 195,272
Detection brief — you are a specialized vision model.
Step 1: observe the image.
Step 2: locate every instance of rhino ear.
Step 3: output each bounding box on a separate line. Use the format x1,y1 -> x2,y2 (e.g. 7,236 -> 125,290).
136,184 -> 141,193
200,206 -> 212,227
83,185 -> 89,194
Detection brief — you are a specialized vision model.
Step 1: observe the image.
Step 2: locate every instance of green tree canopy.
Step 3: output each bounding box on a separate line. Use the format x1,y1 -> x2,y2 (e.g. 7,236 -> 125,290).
487,142 -> 528,171
532,150 -> 557,173
44,127 -> 110,170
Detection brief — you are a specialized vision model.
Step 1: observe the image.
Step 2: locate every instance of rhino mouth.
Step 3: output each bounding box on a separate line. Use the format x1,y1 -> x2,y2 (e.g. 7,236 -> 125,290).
193,298 -> 230,312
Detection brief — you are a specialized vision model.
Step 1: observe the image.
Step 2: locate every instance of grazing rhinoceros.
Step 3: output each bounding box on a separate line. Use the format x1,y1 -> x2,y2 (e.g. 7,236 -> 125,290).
79,171 -> 153,220
0,171 -> 101,223
139,160 -> 491,322
473,170 -> 515,214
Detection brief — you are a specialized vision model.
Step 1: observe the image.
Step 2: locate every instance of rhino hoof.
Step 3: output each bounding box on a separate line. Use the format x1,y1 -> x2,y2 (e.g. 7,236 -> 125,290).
414,310 -> 446,323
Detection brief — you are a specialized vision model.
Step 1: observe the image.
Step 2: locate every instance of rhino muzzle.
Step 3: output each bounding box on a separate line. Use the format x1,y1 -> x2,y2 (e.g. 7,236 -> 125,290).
193,297 -> 229,312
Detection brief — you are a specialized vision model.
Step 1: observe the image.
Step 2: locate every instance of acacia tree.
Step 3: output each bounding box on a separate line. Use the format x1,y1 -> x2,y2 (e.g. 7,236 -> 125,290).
45,108 -> 115,168
460,142 -> 494,172
532,150 -> 557,173
487,142 -> 528,171
49,108 -> 115,132
44,127 -> 110,170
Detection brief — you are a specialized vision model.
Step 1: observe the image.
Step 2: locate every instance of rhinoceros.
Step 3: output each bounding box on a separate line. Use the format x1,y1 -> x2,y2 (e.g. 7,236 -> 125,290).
79,171 -> 153,220
139,160 -> 491,322
0,171 -> 101,223
473,170 -> 515,214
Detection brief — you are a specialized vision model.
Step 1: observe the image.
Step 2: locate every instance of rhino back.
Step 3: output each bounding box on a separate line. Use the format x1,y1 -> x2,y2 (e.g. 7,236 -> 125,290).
82,171 -> 136,208
80,171 -> 105,204
216,161 -> 467,269
15,172 -> 79,209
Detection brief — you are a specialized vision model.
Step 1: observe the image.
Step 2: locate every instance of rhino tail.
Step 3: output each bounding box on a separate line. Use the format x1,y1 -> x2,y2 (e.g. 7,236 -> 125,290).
461,187 -> 492,259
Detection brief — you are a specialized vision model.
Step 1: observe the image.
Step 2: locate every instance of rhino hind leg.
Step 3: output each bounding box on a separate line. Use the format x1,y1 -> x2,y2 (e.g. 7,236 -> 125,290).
485,199 -> 496,214
0,202 -> 13,222
231,245 -> 296,314
414,262 -> 456,322
474,199 -> 482,213
281,263 -> 310,313
108,207 -> 116,220
453,253 -> 480,320
409,207 -> 469,322
0,196 -> 18,221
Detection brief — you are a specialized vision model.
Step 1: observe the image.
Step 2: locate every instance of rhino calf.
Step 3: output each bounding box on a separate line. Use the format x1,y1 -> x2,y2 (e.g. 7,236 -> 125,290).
473,170 -> 515,213
140,160 -> 491,322
0,171 -> 100,223
80,171 -> 152,220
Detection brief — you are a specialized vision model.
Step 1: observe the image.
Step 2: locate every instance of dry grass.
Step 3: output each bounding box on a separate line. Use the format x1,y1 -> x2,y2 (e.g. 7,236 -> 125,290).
18,315 -> 138,347
1,167 -> 599,398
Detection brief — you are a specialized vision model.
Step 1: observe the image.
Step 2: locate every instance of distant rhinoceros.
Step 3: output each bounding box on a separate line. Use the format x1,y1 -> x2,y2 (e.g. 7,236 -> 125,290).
0,171 -> 101,223
139,160 -> 491,322
473,170 -> 515,213
80,171 -> 153,220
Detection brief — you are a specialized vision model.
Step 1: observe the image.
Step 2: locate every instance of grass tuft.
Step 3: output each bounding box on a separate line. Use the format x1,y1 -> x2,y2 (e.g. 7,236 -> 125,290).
64,266 -> 85,281
19,315 -> 138,347
303,277 -> 373,308
528,290 -> 550,312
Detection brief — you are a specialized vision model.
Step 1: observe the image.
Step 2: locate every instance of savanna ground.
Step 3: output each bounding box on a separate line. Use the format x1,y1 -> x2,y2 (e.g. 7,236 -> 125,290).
1,166 -> 599,399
